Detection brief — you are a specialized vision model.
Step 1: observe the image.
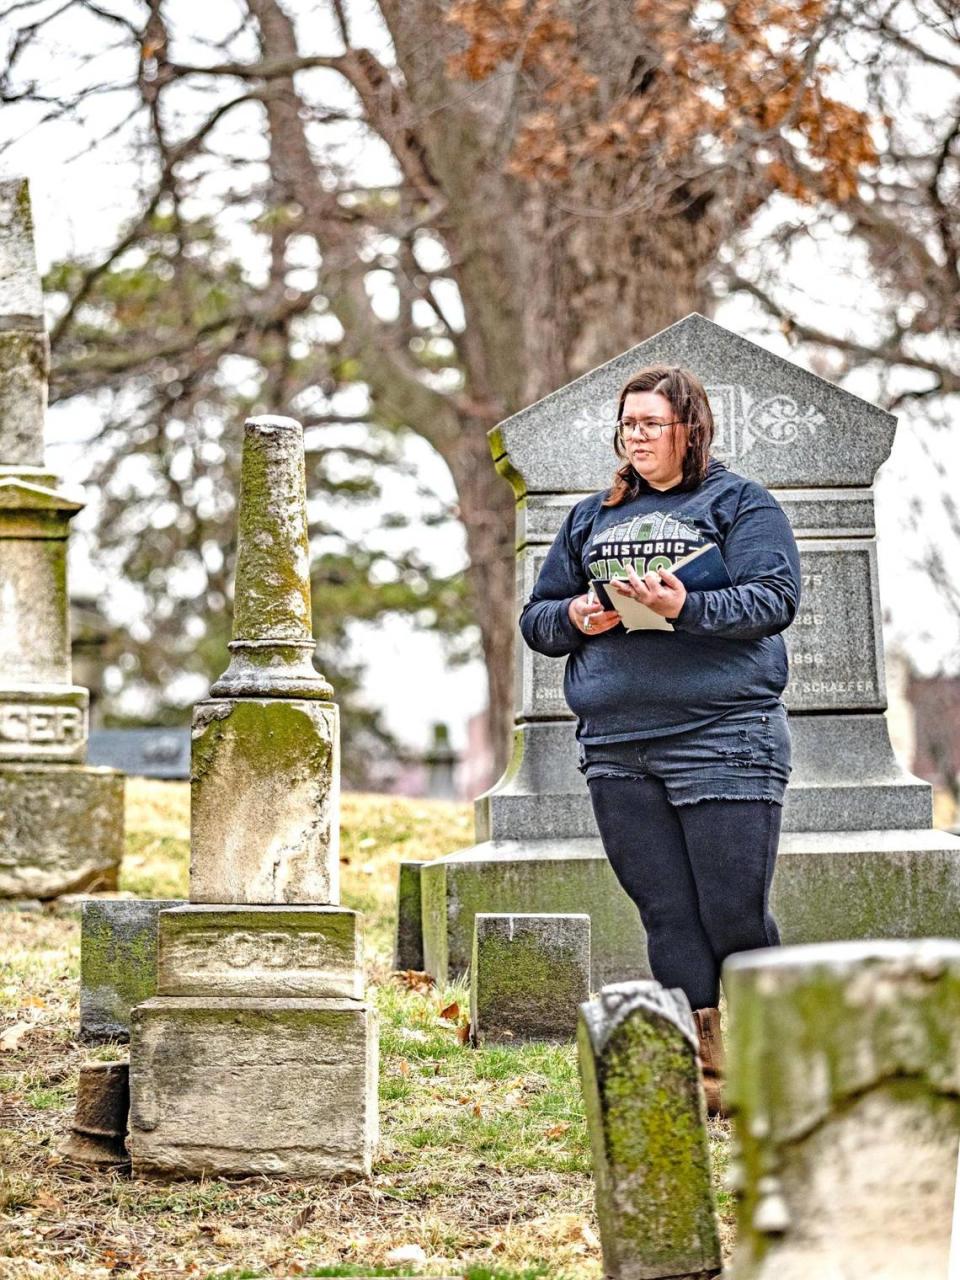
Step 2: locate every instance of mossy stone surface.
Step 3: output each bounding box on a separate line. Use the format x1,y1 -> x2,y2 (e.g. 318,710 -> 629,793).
420,840 -> 650,989
470,912 -> 590,1043
578,982 -> 720,1279
190,697 -> 339,905
231,418 -> 312,642
81,898 -> 187,1042
157,903 -> 363,999
0,764 -> 124,899
129,996 -> 378,1177
393,861 -> 424,971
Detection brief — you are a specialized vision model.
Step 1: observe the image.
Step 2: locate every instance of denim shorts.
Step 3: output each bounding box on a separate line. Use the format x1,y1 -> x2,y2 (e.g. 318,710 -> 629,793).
577,703 -> 792,806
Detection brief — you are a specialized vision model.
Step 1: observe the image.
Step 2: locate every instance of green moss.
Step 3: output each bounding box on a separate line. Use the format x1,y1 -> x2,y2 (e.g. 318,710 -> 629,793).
232,428 -> 312,640
421,852 -> 647,984
583,1011 -> 719,1270
474,928 -> 587,1039
192,699 -> 333,788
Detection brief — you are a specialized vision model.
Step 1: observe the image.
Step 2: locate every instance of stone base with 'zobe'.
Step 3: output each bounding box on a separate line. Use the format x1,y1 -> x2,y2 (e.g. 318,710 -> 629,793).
129,415 -> 377,1179
578,981 -> 721,1280
470,912 -> 590,1043
725,940 -> 960,1280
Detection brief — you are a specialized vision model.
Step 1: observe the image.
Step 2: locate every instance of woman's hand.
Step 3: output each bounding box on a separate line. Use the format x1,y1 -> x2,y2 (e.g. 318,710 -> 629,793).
569,592 -> 621,637
609,566 -> 687,620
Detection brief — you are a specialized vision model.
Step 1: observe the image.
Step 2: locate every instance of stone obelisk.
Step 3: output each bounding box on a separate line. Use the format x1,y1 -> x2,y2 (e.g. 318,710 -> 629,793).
129,416 -> 377,1177
0,177 -> 124,898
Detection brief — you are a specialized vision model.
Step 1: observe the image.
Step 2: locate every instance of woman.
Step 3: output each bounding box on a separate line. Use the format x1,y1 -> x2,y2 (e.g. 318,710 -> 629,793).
519,364 -> 800,1114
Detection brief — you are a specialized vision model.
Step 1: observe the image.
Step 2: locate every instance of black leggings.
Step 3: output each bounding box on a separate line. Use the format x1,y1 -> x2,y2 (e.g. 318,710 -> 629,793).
588,775 -> 781,1010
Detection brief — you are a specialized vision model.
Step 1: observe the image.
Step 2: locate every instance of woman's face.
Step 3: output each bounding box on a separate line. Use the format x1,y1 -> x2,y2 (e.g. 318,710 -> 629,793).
619,390 -> 686,490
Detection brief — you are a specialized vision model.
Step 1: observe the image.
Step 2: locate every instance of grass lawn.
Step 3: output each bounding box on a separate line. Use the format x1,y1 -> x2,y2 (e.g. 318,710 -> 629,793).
0,780 -> 734,1280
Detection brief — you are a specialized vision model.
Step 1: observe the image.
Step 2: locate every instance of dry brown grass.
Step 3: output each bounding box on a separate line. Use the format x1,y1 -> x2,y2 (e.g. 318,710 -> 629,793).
0,780 -> 733,1280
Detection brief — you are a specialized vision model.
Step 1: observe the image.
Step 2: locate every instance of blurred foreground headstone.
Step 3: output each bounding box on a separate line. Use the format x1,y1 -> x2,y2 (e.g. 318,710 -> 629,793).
726,940 -> 960,1279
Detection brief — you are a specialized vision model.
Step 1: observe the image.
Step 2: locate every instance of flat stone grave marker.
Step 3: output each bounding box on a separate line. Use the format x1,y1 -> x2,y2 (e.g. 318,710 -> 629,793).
470,911 -> 590,1043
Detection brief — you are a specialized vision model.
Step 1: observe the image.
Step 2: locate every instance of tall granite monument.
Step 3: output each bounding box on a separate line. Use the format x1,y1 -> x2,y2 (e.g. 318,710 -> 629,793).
129,416 -> 377,1177
420,314 -> 960,985
0,176 -> 124,898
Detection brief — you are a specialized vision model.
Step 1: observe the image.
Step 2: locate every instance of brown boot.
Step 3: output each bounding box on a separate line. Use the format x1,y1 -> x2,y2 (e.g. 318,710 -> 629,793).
693,1006 -> 726,1118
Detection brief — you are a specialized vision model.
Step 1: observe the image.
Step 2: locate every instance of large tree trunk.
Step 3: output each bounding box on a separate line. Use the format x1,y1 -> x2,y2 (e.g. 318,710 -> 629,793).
251,0 -> 756,776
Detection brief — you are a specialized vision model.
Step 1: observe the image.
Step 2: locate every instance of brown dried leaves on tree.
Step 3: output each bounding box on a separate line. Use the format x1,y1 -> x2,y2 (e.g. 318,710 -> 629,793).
448,0 -> 877,205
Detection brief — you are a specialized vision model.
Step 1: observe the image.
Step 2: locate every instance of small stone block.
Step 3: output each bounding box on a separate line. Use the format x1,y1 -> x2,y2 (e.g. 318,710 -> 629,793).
190,697 -> 340,905
157,904 -> 363,999
578,981 -> 721,1280
129,996 -> 378,1177
0,764 -> 124,900
393,861 -> 424,971
81,899 -> 187,1042
60,1061 -> 129,1166
470,912 -> 590,1043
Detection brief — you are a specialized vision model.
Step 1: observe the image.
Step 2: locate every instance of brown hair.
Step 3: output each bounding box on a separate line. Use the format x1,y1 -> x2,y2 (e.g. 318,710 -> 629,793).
602,364 -> 714,506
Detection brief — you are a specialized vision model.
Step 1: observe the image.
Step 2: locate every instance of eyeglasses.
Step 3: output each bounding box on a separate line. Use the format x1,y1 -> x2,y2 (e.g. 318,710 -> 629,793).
616,418 -> 684,441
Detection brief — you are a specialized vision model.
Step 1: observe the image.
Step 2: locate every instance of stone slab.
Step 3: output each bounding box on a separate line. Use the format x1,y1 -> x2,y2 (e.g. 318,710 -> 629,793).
518,488 -> 876,547
0,764 -> 124,899
578,981 -> 720,1279
81,898 -> 188,1042
420,828 -> 960,985
784,540 -> 885,714
156,904 -> 363,999
0,686 -> 87,763
190,697 -> 340,905
393,861 -> 425,971
422,840 -> 647,987
724,941 -> 960,1279
489,313 -> 896,497
129,996 -> 378,1177
470,912 -> 590,1043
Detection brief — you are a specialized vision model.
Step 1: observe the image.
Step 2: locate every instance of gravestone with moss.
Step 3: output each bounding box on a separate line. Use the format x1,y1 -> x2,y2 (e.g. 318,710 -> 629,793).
128,417 -> 377,1178
80,898 -> 187,1042
0,176 -> 124,898
470,912 -> 590,1043
578,981 -> 721,1280
419,313 -> 960,986
725,940 -> 960,1279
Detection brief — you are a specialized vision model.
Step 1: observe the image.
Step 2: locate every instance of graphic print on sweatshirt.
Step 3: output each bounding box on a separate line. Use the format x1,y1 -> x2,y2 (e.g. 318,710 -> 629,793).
587,512 -> 707,582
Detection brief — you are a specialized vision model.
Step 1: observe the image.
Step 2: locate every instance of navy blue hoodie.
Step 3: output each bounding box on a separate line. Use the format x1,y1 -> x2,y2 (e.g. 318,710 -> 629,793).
519,459 -> 801,742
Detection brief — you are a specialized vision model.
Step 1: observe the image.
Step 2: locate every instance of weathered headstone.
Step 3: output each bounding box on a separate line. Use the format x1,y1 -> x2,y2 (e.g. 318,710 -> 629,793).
128,417 -> 377,1178
420,313 -> 960,984
394,860 -> 425,971
578,981 -> 721,1280
725,940 -> 960,1279
0,177 -> 124,898
470,912 -> 590,1043
80,898 -> 188,1042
